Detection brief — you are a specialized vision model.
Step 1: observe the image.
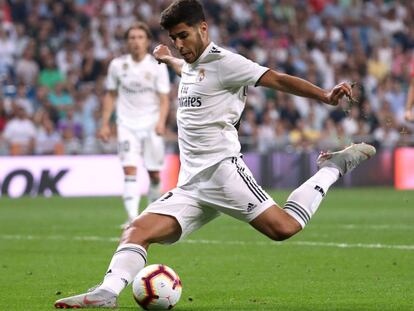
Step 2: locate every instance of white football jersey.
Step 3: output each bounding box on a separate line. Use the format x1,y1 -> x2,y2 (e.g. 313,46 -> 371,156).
177,42 -> 269,186
106,54 -> 170,130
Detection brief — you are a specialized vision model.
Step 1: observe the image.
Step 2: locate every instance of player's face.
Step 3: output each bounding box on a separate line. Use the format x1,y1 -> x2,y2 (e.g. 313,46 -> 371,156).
168,22 -> 209,63
127,28 -> 150,59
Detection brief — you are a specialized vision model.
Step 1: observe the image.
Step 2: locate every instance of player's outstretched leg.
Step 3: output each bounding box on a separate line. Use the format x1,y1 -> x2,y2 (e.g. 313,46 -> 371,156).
54,213 -> 181,309
283,143 -> 376,228
54,242 -> 146,309
316,142 -> 376,177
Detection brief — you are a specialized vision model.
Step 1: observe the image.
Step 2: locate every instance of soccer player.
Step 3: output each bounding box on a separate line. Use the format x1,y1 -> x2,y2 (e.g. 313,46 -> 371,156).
405,56 -> 414,122
55,1 -> 376,308
98,22 -> 171,224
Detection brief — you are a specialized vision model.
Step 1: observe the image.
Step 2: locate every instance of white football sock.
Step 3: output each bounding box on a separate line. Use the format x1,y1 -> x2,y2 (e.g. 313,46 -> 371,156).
148,179 -> 161,204
284,167 -> 339,228
100,243 -> 147,295
124,175 -> 140,221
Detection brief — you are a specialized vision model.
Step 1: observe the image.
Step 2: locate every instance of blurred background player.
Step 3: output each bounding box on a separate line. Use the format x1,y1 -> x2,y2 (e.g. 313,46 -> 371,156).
98,22 -> 170,225
405,56 -> 414,122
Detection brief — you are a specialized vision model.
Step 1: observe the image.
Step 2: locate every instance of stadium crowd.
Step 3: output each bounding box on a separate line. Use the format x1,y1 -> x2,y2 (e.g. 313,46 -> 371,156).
0,0 -> 413,156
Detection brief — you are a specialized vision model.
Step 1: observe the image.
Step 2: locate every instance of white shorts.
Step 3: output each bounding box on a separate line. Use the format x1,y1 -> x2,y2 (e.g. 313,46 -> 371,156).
143,156 -> 276,243
117,124 -> 165,171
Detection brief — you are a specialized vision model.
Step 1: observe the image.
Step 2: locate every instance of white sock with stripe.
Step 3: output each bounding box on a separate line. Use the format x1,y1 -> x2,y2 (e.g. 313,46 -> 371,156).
124,175 -> 140,221
284,167 -> 339,228
99,243 -> 147,295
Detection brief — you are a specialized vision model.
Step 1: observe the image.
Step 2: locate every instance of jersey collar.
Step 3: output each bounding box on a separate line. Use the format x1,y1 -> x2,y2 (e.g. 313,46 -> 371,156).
190,42 -> 215,67
129,53 -> 149,64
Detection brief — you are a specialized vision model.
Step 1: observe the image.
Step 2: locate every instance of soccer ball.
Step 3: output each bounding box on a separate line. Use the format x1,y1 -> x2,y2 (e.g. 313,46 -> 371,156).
132,264 -> 182,310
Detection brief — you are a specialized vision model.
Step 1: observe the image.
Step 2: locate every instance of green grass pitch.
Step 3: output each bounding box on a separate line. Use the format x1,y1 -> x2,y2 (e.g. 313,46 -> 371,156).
1,188 -> 413,311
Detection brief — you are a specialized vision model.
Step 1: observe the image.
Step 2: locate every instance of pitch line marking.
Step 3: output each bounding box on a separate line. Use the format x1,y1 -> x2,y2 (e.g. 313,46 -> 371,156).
1,234 -> 414,251
333,224 -> 413,230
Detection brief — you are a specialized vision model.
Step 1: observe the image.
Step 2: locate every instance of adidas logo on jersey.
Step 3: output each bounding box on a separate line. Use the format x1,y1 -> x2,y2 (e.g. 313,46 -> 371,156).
247,203 -> 257,212
209,46 -> 221,54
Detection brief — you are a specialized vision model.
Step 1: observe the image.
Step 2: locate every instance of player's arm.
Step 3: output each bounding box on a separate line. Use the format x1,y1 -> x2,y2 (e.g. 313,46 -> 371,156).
257,70 -> 352,106
98,90 -> 117,142
153,44 -> 184,77
405,78 -> 414,122
155,93 -> 169,136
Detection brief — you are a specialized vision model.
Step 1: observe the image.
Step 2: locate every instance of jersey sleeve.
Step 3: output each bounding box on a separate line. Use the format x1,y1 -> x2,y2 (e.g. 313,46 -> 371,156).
218,52 -> 269,88
155,63 -> 171,94
105,60 -> 118,91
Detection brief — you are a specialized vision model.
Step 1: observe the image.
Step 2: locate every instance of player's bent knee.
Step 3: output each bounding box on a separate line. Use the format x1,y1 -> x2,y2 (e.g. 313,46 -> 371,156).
250,205 -> 302,241
268,221 -> 302,241
121,213 -> 182,247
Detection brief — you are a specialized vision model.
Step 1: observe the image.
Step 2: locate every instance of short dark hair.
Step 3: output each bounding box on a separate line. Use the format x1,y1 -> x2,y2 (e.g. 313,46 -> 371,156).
124,22 -> 152,40
160,0 -> 206,30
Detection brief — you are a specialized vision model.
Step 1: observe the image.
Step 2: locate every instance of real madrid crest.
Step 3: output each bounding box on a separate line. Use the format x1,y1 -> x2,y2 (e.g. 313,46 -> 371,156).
197,68 -> 205,82
122,63 -> 128,70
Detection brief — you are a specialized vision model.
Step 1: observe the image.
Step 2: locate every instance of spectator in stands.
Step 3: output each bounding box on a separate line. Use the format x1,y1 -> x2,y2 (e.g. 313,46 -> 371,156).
384,78 -> 406,121
61,125 -> 82,155
279,95 -> 302,130
342,105 -> 360,137
290,118 -> 320,151
377,100 -> 397,130
360,100 -> 379,133
328,100 -> 348,124
13,23 -> 29,56
335,121 -> 353,149
38,57 -> 65,89
35,115 -> 63,155
48,82 -> 74,119
0,26 -> 15,71
368,46 -> 390,83
273,122 -> 290,151
318,118 -> 340,151
3,105 -> 36,155
14,84 -> 34,116
15,46 -> 39,86
80,47 -> 103,83
57,106 -> 83,140
32,86 -> 60,125
373,121 -> 401,149
257,112 -> 276,153
56,40 -> 82,76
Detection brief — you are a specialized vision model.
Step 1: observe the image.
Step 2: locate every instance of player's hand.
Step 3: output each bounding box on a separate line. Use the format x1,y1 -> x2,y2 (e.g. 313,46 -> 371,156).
404,109 -> 414,122
98,124 -> 111,142
325,82 -> 353,106
155,122 -> 166,136
153,44 -> 173,64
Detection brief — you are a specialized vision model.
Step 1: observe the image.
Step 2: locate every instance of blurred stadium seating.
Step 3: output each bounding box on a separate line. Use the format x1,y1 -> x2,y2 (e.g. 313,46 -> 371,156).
0,1 -> 414,191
